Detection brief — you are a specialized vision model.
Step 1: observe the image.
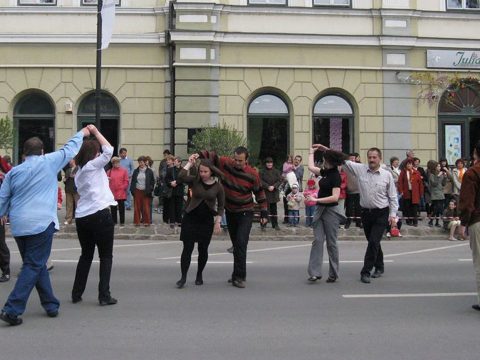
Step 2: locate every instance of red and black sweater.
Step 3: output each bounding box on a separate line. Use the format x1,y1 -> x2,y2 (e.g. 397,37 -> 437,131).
199,151 -> 268,215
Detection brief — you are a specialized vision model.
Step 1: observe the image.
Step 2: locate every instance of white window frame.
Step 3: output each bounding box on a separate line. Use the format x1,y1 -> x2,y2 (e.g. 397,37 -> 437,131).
81,0 -> 121,6
18,0 -> 57,5
446,0 -> 480,10
247,0 -> 288,6
313,0 -> 351,7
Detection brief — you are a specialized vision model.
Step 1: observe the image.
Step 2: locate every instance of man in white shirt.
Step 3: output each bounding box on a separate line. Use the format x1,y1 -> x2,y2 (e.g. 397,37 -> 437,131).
313,144 -> 398,284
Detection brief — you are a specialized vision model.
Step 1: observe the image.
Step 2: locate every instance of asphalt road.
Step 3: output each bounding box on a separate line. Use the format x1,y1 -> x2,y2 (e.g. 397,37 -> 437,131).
0,238 -> 479,360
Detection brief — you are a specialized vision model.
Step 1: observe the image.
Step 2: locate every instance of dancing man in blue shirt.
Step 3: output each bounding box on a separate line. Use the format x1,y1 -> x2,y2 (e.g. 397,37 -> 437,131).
0,127 -> 90,326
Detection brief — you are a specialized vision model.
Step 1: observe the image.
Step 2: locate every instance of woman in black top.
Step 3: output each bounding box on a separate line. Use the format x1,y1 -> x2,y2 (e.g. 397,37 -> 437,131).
175,154 -> 225,288
306,146 -> 347,283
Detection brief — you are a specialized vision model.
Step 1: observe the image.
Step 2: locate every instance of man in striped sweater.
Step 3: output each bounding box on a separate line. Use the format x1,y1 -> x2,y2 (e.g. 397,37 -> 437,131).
200,147 -> 268,288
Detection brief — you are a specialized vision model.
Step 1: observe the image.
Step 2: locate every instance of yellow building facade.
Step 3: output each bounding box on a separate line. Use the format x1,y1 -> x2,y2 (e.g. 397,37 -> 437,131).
1,0 -> 480,167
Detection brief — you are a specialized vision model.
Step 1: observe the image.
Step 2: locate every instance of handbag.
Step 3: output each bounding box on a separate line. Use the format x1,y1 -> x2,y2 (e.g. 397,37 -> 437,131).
390,226 -> 400,237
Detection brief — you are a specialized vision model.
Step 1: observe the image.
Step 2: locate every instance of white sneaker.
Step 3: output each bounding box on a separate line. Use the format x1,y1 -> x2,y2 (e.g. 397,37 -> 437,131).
386,232 -> 391,238
64,221 -> 69,225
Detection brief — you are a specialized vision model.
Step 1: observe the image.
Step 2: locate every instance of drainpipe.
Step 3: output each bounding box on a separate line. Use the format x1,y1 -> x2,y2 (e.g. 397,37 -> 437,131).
167,0 -> 176,153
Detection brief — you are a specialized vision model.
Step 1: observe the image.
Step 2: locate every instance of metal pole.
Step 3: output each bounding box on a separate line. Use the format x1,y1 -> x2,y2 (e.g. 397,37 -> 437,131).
168,0 -> 176,153
95,0 -> 103,130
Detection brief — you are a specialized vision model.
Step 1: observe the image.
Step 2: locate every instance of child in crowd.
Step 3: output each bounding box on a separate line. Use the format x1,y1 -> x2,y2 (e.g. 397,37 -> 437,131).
443,199 -> 462,241
303,179 -> 318,227
286,184 -> 303,227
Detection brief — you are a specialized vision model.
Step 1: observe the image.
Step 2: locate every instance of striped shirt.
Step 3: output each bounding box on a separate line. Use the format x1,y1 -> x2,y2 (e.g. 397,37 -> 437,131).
343,160 -> 398,218
200,151 -> 268,213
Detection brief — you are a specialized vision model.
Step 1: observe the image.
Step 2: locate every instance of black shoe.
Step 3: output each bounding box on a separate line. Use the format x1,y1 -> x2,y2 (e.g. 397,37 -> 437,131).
307,276 -> 321,282
99,297 -> 118,306
0,273 -> 10,282
47,265 -> 54,272
227,246 -> 234,254
371,269 -> 384,278
472,304 -> 480,311
72,296 -> 82,304
47,310 -> 59,318
360,274 -> 371,284
232,279 -> 246,288
176,279 -> 186,289
326,277 -> 337,283
274,225 -> 281,231
435,223 -> 442,228
0,311 -> 22,326
195,279 -> 204,286
428,221 -> 433,227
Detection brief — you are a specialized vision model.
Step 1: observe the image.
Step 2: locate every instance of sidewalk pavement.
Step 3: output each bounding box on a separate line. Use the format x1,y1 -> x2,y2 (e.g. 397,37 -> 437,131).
3,201 -> 451,241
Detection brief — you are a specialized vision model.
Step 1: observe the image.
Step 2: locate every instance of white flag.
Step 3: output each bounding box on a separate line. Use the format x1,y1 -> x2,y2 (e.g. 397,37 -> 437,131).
101,0 -> 116,50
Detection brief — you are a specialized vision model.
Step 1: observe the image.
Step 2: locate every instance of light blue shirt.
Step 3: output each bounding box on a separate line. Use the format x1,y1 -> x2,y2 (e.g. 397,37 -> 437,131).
0,131 -> 84,237
119,156 -> 134,177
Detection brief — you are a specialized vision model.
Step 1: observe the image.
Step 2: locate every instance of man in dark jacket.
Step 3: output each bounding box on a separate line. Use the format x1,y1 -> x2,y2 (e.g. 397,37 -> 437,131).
459,140 -> 480,312
260,157 -> 283,230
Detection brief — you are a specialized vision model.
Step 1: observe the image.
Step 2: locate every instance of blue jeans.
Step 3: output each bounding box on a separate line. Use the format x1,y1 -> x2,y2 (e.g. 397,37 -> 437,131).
305,206 -> 315,227
289,210 -> 299,225
3,222 -> 59,316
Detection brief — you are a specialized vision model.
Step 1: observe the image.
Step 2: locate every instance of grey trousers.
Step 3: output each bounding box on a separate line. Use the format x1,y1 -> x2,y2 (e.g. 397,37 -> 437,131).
308,206 -> 341,279
470,222 -> 480,304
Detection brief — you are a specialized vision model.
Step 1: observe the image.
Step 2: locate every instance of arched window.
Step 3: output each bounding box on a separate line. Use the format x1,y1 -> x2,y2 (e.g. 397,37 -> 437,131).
313,94 -> 353,156
438,81 -> 480,163
247,93 -> 289,168
78,92 -> 120,155
13,92 -> 55,164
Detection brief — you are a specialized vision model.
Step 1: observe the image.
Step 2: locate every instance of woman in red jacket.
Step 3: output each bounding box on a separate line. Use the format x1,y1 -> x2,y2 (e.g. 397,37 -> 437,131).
398,159 -> 424,226
107,157 -> 129,226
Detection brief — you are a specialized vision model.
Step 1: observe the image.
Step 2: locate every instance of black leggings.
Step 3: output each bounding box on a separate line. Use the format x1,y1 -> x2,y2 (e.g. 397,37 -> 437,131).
180,240 -> 210,280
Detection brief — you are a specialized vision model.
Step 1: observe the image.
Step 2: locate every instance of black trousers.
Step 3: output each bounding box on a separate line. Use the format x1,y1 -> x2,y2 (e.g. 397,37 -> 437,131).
226,210 -> 253,281
403,196 -> 418,225
283,188 -> 291,223
360,207 -> 389,276
0,224 -> 9,275
169,196 -> 184,225
73,208 -> 115,301
263,202 -> 278,228
110,200 -> 125,225
345,193 -> 362,227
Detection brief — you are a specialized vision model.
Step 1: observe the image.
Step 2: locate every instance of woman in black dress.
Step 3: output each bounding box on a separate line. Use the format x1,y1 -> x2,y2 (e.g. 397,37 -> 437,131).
176,154 -> 225,288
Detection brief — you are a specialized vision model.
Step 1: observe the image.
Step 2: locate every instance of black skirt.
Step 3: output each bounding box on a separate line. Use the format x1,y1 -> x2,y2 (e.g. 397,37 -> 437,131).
180,201 -> 215,244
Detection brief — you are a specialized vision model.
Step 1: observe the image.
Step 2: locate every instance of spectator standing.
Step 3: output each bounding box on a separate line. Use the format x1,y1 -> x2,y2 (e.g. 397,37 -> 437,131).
158,149 -> 172,222
107,157 -> 129,226
282,155 -> 294,177
130,156 -> 155,226
399,150 -> 415,171
389,156 -> 401,188
119,148 -> 134,210
286,184 -> 302,227
345,153 -> 362,229
398,160 -> 424,227
0,128 -> 89,326
452,158 -> 466,202
0,158 -> 12,283
440,158 -> 454,208
63,159 -> 79,225
293,155 -> 304,191
165,156 -> 185,229
427,160 -> 447,227
260,157 -> 283,230
303,179 -> 318,227
458,140 -> 480,311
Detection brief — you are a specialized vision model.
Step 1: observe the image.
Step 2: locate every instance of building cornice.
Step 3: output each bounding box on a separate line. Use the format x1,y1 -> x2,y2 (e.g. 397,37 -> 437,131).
170,31 -> 480,49
0,6 -> 167,15
0,33 -> 165,45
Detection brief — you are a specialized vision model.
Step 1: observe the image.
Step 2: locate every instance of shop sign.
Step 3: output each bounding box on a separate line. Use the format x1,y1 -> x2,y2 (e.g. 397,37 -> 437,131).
427,50 -> 480,69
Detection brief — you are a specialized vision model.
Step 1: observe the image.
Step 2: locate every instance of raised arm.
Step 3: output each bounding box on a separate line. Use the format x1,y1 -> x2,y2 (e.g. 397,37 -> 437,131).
177,154 -> 199,184
308,144 -> 324,176
85,125 -> 113,169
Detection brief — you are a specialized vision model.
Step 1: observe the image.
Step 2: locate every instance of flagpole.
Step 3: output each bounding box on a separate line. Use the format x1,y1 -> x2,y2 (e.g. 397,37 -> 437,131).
95,0 -> 103,130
